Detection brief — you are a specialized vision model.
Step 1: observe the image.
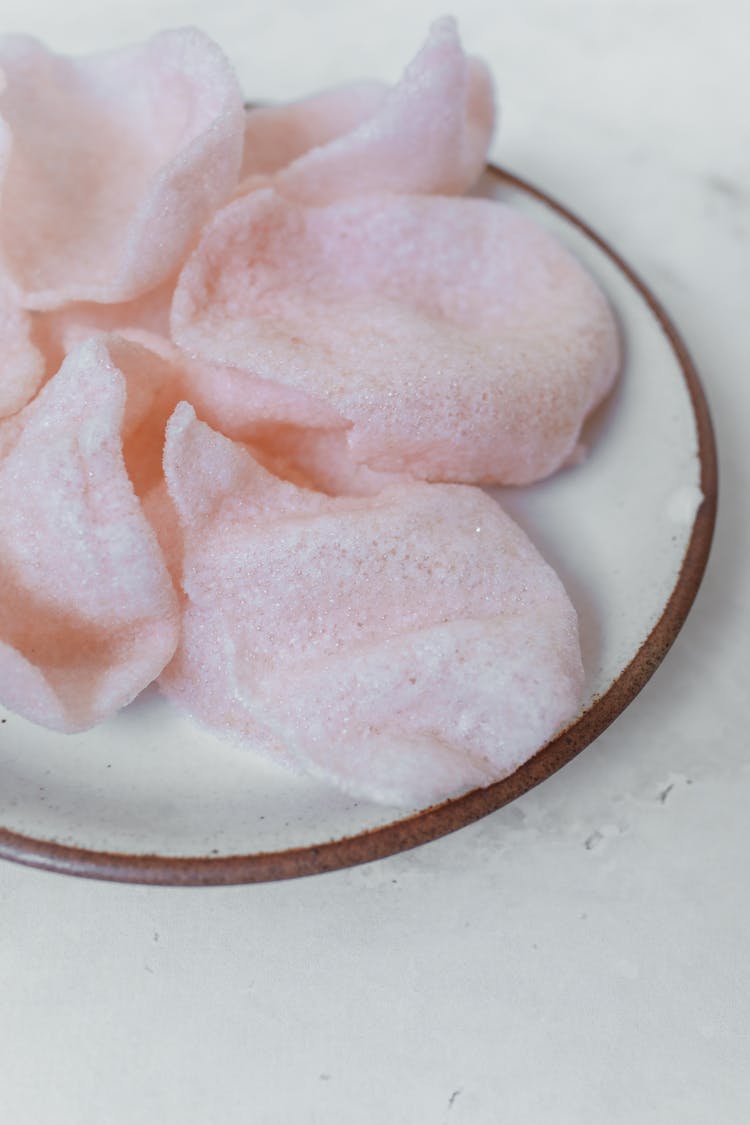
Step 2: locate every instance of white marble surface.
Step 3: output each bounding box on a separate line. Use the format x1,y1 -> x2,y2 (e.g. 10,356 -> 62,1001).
0,1 -> 747,1121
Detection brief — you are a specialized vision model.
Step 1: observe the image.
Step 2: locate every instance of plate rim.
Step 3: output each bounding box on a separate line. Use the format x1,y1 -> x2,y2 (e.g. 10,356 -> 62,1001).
0,164 -> 718,886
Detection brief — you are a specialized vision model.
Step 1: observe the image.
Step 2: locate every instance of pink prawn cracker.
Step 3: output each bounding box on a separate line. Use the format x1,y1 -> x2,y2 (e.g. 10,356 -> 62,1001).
0,28 -> 244,309
159,405 -> 584,806
172,189 -> 620,488
238,17 -> 494,204
0,337 -> 180,732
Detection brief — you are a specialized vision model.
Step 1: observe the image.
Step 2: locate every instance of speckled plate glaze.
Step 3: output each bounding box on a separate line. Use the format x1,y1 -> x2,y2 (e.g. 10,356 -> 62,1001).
0,165 -> 717,886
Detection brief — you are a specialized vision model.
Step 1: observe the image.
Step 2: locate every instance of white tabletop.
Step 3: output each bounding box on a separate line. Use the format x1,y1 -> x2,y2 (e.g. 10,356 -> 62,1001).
0,1 -> 747,1122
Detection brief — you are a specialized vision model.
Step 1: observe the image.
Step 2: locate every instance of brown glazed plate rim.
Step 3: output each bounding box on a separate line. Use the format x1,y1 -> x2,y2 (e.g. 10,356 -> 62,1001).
0,164 -> 718,886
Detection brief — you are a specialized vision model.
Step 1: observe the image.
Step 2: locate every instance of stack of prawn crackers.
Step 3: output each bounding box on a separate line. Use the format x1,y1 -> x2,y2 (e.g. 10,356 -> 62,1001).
0,19 -> 619,806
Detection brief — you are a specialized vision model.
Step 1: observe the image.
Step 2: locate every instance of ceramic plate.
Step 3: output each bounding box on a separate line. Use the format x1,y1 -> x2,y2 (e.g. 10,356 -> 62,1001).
0,166 -> 717,885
